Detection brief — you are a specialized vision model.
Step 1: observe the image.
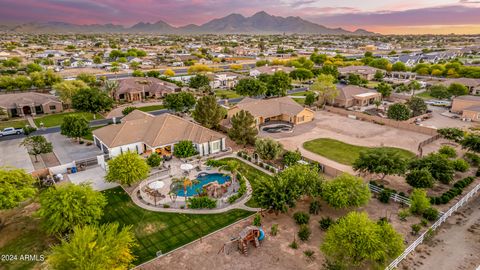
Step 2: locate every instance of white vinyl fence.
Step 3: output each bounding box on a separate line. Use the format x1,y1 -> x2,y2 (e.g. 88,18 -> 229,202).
368,183 -> 411,206
385,183 -> 480,270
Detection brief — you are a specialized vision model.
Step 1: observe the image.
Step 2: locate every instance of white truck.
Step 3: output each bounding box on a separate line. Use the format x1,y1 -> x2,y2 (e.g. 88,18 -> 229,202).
0,127 -> 24,137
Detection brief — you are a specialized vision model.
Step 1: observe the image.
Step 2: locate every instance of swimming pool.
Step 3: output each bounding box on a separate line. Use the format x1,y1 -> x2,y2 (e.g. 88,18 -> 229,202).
176,173 -> 231,197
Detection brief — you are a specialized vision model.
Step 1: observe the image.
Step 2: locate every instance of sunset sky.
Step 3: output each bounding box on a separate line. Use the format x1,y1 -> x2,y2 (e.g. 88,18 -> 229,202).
0,0 -> 479,34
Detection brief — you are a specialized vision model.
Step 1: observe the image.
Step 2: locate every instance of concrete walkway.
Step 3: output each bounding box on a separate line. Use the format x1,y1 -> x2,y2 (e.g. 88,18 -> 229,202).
25,115 -> 37,129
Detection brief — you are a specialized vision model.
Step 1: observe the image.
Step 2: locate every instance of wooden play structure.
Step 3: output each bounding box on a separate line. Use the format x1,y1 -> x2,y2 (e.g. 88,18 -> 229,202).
218,226 -> 264,256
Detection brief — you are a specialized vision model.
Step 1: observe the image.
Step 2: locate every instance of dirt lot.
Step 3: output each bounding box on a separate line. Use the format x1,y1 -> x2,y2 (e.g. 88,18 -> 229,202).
138,198 -> 423,270
400,194 -> 480,270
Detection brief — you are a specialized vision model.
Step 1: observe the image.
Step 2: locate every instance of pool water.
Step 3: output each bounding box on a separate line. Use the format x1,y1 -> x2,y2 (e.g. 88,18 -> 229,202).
176,173 -> 231,197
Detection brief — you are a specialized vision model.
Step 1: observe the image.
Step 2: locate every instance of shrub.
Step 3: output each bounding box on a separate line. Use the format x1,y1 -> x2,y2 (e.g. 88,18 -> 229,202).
309,200 -> 321,215
146,153 -> 162,167
298,224 -> 311,241
378,189 -> 392,203
422,207 -> 439,221
253,214 -> 262,226
270,224 -> 278,236
398,209 -> 410,221
452,159 -> 469,172
293,211 -> 310,225
406,169 -> 435,188
420,219 -> 428,227
319,217 -> 334,230
464,152 -> 480,166
122,106 -> 136,116
163,204 -> 170,208
430,177 -> 475,205
283,150 -> 302,166
303,249 -> 315,261
410,189 -> 430,215
173,140 -> 197,158
187,197 -> 217,209
411,224 -> 421,235
477,168 -> 480,177
289,239 -> 298,249
438,146 -> 456,158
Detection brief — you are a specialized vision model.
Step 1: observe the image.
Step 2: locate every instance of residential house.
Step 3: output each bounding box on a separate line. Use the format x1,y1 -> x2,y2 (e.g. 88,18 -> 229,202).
451,95 -> 480,121
330,85 -> 382,108
439,78 -> 480,95
208,72 -> 244,89
249,66 -> 294,77
338,66 -> 383,81
114,77 -> 180,102
93,110 -> 227,157
225,97 -> 314,128
398,54 -> 422,67
0,92 -> 63,117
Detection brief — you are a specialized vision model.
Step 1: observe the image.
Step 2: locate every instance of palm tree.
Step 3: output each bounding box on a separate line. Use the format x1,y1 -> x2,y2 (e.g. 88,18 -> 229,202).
170,177 -> 199,207
218,160 -> 241,180
104,80 -> 119,97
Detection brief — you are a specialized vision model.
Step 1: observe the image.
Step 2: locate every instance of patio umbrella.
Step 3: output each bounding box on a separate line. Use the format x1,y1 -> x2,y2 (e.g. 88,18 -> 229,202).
148,181 -> 165,190
180,163 -> 194,171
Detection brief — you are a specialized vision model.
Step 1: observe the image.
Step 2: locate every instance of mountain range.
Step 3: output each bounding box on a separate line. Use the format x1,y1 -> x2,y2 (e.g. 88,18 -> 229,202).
2,11 -> 376,35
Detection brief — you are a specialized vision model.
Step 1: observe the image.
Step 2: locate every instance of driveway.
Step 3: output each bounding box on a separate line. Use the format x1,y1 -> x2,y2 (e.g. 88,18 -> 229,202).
44,133 -> 103,164
0,138 -> 34,172
420,105 -> 476,129
68,166 -> 118,191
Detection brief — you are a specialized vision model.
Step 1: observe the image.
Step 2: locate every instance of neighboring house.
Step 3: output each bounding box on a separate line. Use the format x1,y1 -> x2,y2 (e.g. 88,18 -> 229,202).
249,66 -> 294,77
338,66 -> 382,81
226,97 -> 314,128
93,110 -> 227,157
439,78 -> 480,95
0,92 -> 63,117
451,95 -> 480,121
208,72 -> 244,89
115,77 -> 181,102
398,54 -> 422,67
331,85 -> 382,108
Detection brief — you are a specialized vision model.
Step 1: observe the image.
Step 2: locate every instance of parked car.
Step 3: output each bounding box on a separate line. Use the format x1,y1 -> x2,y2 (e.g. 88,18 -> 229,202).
0,127 -> 23,137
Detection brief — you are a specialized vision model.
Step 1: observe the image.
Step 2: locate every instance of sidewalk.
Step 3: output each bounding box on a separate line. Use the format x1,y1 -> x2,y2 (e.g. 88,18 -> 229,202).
25,115 -> 37,129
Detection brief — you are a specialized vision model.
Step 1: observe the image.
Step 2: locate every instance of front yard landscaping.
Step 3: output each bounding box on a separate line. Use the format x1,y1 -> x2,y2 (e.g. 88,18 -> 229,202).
0,119 -> 28,130
137,104 -> 165,112
101,187 -> 253,265
303,138 -> 415,165
214,89 -> 242,99
34,111 -> 103,127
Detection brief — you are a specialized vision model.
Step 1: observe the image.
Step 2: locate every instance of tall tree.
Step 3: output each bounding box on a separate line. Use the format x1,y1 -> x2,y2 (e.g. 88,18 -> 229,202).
163,92 -> 196,113
0,167 -> 36,209
227,110 -> 257,146
47,224 -> 137,270
409,153 -> 455,184
353,148 -> 408,180
255,138 -> 283,161
289,68 -> 314,81
448,83 -> 469,96
460,134 -> 480,153
407,96 -> 427,117
387,103 -> 411,121
105,151 -> 150,186
60,115 -> 90,142
53,80 -> 88,106
234,78 -> 266,97
20,135 -> 53,162
321,212 -> 404,269
192,95 -> 226,129
408,80 -> 421,95
72,88 -> 113,118
310,74 -> 338,107
376,82 -> 393,99
321,173 -> 371,208
38,183 -> 107,235
76,73 -> 97,86
260,71 -> 292,97
189,74 -> 211,92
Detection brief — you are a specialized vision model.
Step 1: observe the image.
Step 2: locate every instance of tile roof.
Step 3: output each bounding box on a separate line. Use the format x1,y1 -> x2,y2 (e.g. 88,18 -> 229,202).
233,97 -> 309,118
0,92 -> 61,108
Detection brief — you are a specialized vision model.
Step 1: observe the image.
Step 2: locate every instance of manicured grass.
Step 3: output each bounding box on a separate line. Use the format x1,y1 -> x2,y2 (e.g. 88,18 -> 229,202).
137,105 -> 165,112
366,81 -> 380,89
220,157 -> 273,208
0,119 -> 28,130
34,111 -> 103,128
289,91 -> 309,96
214,89 -> 242,99
303,138 -> 415,165
415,91 -> 434,100
292,97 -> 306,105
101,187 -> 253,265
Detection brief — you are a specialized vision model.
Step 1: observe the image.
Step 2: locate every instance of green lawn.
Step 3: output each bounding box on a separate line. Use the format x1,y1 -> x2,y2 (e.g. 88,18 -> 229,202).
137,105 -> 165,112
214,89 -> 242,99
303,138 -> 415,165
34,112 -> 103,128
220,157 -> 273,208
292,97 -> 306,105
289,91 -> 309,96
415,91 -> 434,100
366,81 -> 380,89
0,119 -> 28,130
101,187 -> 253,265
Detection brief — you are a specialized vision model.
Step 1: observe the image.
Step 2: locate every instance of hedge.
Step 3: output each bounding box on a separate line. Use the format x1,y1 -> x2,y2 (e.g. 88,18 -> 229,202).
187,197 -> 217,209
429,176 -> 475,205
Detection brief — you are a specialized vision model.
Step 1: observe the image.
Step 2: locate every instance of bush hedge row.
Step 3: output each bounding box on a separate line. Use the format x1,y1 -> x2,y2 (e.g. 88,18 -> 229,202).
429,176 -> 475,205
187,196 -> 217,209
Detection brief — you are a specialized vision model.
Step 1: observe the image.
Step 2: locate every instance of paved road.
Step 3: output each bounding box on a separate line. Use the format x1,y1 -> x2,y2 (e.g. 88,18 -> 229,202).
0,87 -> 308,142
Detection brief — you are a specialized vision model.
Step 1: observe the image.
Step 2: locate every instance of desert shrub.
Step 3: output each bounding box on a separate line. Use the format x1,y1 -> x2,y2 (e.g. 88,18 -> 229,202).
122,106 -> 136,115
298,224 -> 311,241
398,209 -> 411,221
146,153 -> 162,167
411,224 -> 421,235
309,200 -> 321,215
410,189 -> 430,215
270,224 -> 278,236
422,207 -> 439,221
319,217 -> 335,230
420,219 -> 428,227
464,152 -> 480,166
430,176 -> 475,205
438,146 -> 456,158
452,159 -> 470,172
304,249 -> 315,261
406,169 -> 435,188
187,197 -> 217,209
289,239 -> 298,249
253,214 -> 262,226
378,189 -> 392,203
293,211 -> 310,225
163,204 -> 170,208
